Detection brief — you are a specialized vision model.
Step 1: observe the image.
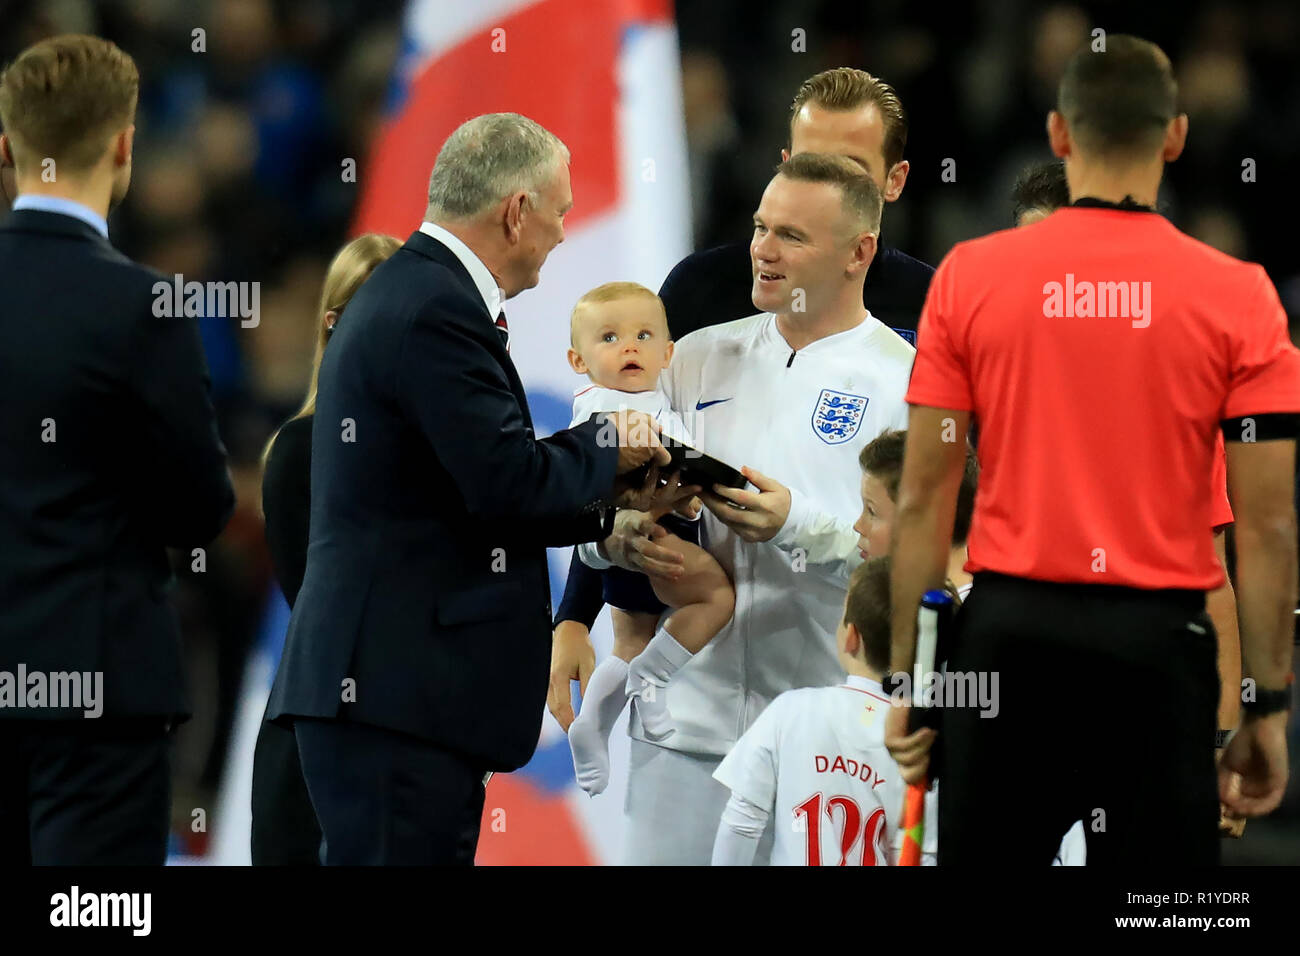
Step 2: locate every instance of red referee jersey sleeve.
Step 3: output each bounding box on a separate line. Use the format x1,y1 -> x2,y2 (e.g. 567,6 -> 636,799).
1224,266 -> 1300,419
906,253 -> 974,411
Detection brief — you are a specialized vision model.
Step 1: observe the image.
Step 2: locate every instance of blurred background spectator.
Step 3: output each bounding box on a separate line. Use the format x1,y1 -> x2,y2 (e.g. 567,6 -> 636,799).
2,0 -> 1295,863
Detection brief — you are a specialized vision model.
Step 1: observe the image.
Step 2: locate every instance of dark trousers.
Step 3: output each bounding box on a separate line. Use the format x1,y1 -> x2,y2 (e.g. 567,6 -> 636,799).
251,712 -> 322,865
0,718 -> 172,865
938,573 -> 1220,866
294,717 -> 488,865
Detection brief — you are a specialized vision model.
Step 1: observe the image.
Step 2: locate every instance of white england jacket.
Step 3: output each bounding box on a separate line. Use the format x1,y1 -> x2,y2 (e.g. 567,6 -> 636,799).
618,311 -> 915,754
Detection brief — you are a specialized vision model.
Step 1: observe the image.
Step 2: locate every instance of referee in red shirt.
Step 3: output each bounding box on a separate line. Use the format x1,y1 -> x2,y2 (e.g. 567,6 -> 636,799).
885,35 -> 1300,865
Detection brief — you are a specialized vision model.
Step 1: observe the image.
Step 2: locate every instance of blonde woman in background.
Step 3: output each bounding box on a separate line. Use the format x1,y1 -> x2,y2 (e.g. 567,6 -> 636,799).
252,233 -> 400,865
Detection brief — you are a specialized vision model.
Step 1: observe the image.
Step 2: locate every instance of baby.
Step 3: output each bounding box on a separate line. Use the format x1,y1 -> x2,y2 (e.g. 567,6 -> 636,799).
564,281 -> 735,795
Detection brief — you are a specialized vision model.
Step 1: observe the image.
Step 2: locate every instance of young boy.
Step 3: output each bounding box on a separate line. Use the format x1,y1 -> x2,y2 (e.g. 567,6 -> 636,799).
850,429 -> 1086,864
564,281 -> 735,795
711,556 -> 938,865
854,429 -> 977,596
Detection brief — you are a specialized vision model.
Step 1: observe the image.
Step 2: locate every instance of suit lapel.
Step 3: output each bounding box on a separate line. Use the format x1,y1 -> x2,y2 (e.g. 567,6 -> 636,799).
499,353 -> 533,431
404,230 -> 492,321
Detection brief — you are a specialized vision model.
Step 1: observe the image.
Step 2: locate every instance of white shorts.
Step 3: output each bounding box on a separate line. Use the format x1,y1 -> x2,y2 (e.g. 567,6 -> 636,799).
623,738 -> 773,865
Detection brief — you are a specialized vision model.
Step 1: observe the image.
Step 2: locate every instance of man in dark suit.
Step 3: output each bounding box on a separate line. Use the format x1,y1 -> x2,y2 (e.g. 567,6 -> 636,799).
0,35 -> 236,864
659,67 -> 934,343
267,112 -> 674,865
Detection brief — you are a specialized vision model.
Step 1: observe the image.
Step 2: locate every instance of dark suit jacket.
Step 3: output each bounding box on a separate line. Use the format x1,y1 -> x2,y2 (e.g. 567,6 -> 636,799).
658,239 -> 935,344
267,230 -> 619,770
262,414 -> 314,608
0,209 -> 235,719
254,413 -> 321,865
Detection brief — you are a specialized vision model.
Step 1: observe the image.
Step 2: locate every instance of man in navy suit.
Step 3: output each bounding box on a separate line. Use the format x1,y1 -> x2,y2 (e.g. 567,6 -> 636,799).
268,113 -> 674,865
0,35 -> 235,864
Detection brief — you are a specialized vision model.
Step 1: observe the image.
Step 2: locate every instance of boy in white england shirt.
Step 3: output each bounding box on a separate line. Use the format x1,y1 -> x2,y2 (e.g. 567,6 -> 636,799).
711,556 -> 936,865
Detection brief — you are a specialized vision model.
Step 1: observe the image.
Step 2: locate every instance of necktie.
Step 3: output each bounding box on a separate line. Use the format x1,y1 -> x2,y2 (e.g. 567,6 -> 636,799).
495,311 -> 509,352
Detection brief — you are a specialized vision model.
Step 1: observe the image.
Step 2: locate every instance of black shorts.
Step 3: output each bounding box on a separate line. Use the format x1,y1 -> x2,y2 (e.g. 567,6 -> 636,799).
601,513 -> 700,615
937,572 -> 1219,866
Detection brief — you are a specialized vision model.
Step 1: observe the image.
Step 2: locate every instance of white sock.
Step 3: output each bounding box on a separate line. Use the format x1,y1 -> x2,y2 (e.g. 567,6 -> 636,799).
627,629 -> 694,740
568,657 -> 630,796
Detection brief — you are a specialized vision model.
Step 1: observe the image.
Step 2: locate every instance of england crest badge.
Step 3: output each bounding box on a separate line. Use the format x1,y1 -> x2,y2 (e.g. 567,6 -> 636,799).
811,389 -> 868,445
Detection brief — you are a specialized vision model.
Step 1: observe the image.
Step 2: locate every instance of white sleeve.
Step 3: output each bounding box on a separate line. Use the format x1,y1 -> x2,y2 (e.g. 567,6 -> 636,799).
577,539 -> 612,570
712,699 -> 781,809
711,792 -> 769,865
769,485 -> 862,586
1053,820 -> 1087,866
711,703 -> 781,866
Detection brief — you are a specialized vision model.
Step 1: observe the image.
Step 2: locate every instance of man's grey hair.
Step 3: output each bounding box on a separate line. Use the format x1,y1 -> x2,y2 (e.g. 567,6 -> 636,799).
426,113 -> 569,220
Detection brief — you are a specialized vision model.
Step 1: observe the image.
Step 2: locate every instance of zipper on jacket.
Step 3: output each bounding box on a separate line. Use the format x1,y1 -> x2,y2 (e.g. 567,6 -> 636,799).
786,349 -> 796,368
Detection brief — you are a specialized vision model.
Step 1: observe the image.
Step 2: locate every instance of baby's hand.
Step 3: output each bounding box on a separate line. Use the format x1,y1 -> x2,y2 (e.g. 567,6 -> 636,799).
644,471 -> 701,521
674,495 -> 703,520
